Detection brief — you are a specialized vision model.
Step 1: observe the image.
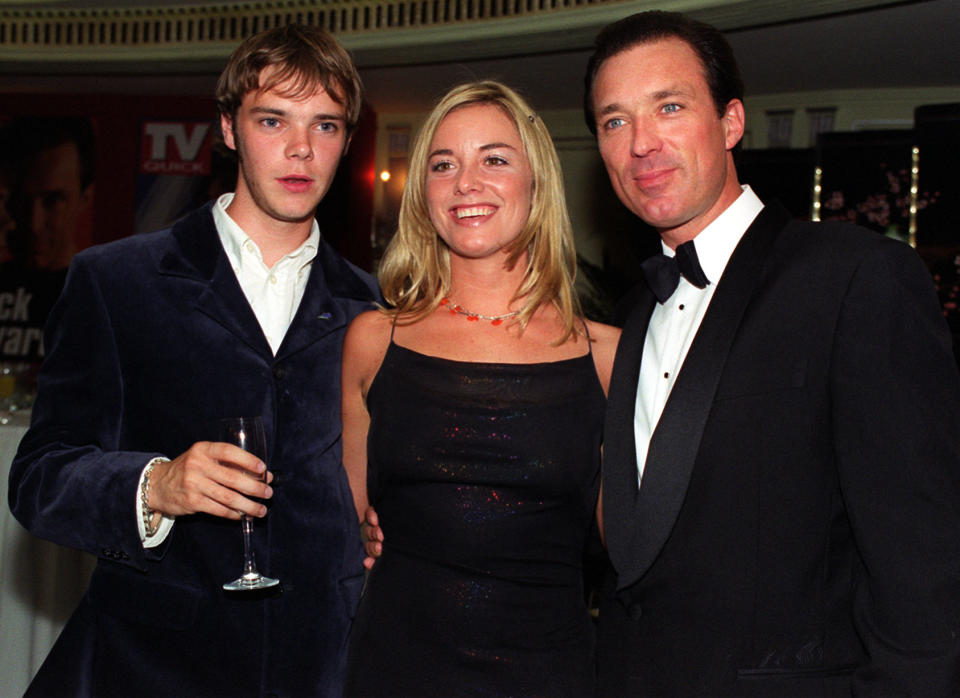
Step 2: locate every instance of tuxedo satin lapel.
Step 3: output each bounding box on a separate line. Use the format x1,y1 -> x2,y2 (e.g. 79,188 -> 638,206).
616,203 -> 793,589
602,287 -> 657,581
158,205 -> 271,357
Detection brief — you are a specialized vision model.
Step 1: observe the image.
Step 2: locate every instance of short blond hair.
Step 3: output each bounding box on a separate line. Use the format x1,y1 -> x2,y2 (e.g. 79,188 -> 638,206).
378,80 -> 581,342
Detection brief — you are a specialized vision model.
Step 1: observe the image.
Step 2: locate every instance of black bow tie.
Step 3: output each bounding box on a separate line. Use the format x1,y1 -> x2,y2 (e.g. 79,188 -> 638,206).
640,240 -> 711,304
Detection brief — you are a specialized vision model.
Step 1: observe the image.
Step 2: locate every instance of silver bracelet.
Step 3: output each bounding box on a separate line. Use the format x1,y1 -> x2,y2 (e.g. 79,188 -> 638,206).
140,458 -> 164,537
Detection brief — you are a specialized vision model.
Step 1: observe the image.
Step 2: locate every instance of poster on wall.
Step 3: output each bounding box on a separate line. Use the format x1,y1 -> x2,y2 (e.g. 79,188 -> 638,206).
134,119 -> 234,234
0,115 -> 96,270
0,116 -> 96,372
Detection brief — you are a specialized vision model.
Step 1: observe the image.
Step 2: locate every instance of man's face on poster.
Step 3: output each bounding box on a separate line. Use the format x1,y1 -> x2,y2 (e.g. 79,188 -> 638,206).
20,140 -> 93,271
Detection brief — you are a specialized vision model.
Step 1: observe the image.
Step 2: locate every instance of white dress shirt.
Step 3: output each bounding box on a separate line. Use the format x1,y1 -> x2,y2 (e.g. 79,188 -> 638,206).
137,194 -> 320,546
634,186 -> 764,485
213,192 -> 320,355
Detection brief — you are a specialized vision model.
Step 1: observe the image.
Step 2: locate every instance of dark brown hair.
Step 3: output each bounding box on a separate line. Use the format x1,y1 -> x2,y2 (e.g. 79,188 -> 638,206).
216,24 -> 363,134
583,10 -> 743,135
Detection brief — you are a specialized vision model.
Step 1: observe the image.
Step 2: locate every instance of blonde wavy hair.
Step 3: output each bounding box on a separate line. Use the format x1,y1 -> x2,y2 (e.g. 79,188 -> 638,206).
377,80 -> 582,343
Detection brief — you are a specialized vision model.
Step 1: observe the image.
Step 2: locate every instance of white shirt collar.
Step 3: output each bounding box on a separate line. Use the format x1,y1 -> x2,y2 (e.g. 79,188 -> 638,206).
212,192 -> 320,272
661,185 -> 764,286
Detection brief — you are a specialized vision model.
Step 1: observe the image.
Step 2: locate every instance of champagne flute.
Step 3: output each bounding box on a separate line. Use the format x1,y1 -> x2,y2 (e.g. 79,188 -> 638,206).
219,416 -> 280,591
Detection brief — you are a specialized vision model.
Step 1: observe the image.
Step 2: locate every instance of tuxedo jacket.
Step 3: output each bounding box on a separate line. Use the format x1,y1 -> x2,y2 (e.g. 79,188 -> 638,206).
598,204 -> 960,697
8,203 -> 379,697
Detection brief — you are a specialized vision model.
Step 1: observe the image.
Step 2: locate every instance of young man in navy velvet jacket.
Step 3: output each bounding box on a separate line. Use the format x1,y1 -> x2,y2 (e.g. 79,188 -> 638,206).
9,24 -> 378,697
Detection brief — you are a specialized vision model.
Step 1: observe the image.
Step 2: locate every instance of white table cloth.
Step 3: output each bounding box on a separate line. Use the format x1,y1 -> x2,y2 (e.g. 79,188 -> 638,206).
0,414 -> 95,697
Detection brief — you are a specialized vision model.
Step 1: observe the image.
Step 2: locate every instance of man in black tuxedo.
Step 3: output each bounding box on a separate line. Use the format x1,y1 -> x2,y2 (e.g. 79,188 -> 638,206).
587,11 -> 960,697
9,24 -> 378,697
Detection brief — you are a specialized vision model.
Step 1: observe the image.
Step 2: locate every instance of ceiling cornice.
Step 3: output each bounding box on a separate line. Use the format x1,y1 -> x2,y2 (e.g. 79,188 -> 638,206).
0,0 -> 910,73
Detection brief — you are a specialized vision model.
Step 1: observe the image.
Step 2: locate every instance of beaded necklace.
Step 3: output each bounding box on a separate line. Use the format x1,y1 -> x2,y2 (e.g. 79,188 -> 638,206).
440,298 -> 525,326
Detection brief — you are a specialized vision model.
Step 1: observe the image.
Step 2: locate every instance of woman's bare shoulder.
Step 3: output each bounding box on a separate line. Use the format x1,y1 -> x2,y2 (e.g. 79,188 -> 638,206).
347,308 -> 394,334
347,308 -> 397,345
584,319 -> 622,395
585,319 -> 622,348
343,310 -> 395,385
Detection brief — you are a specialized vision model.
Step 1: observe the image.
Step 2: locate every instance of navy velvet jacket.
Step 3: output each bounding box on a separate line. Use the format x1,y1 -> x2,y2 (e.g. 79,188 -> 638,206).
9,203 -> 379,697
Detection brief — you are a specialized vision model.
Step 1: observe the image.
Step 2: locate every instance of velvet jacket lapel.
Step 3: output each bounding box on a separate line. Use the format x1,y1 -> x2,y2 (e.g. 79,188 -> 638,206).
276,241 -> 378,361
155,203 -> 377,362
604,204 -> 793,590
157,204 -> 271,357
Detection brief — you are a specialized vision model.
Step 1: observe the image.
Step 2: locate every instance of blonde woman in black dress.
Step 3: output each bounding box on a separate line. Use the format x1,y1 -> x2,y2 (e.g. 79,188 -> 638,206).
342,81 -> 619,696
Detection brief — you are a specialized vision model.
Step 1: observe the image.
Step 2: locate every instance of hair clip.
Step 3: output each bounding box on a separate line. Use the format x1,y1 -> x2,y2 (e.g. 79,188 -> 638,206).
528,114 -> 536,123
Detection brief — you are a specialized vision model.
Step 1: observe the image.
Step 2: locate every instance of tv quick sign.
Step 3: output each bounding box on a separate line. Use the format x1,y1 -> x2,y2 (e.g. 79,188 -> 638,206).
140,121 -> 212,176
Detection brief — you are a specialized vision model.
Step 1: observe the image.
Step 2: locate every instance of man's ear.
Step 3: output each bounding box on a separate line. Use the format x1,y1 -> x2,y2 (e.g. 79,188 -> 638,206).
722,99 -> 745,151
220,113 -> 237,151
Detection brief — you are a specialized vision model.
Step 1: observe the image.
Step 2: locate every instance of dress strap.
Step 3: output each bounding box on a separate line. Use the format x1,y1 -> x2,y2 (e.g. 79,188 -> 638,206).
580,317 -> 593,355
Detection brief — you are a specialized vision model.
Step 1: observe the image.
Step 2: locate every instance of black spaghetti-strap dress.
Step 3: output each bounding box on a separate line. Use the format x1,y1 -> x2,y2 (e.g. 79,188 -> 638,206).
344,338 -> 605,697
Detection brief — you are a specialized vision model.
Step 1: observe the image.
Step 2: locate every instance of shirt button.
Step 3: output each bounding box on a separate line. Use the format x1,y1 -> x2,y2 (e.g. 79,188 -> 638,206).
244,240 -> 254,252
678,304 -> 685,310
269,275 -> 277,284
664,372 -> 670,379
